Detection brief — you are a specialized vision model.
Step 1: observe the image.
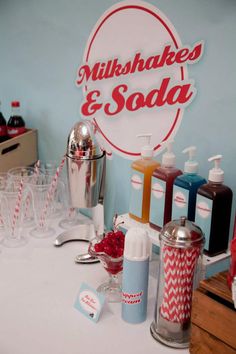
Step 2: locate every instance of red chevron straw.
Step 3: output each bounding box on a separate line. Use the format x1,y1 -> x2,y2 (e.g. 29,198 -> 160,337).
160,245 -> 200,323
39,156 -> 66,227
12,179 -> 24,236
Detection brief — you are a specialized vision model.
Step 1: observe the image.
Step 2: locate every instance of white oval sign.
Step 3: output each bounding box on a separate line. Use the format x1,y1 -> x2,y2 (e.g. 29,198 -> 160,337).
76,1 -> 203,159
131,174 -> 143,190
152,182 -> 165,199
196,201 -> 211,218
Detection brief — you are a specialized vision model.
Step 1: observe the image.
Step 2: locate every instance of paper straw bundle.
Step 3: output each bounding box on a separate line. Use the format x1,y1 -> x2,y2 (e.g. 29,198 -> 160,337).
39,156 -> 66,227
160,245 -> 201,324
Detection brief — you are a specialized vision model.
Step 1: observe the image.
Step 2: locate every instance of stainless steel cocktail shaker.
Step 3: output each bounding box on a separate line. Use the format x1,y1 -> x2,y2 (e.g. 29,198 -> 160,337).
66,120 -> 105,208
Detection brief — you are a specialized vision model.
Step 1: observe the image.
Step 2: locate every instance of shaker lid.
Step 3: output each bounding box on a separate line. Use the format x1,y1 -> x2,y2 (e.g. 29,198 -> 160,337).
160,216 -> 205,248
66,120 -> 104,159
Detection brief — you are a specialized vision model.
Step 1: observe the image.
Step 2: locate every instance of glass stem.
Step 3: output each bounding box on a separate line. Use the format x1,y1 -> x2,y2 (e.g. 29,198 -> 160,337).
109,274 -> 119,286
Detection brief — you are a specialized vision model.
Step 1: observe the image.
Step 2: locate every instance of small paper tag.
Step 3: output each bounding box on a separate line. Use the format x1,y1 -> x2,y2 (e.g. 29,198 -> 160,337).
74,282 -> 105,323
232,277 -> 236,309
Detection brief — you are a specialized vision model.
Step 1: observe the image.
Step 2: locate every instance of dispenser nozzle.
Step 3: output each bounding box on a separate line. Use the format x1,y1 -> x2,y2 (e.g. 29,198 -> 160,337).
137,134 -> 152,145
208,155 -> 224,182
137,134 -> 153,158
208,154 -> 222,168
182,146 -> 196,160
182,146 -> 198,173
161,140 -> 175,167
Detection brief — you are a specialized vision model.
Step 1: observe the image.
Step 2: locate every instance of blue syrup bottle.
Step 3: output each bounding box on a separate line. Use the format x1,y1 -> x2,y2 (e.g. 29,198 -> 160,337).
172,146 -> 206,222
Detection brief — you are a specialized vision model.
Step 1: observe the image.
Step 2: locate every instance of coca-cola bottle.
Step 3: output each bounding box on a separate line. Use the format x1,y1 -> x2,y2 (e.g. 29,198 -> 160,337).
0,101 -> 9,143
7,101 -> 26,138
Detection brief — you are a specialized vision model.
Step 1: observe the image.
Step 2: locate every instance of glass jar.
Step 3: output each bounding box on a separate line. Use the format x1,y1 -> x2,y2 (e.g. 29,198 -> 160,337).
150,216 -> 205,348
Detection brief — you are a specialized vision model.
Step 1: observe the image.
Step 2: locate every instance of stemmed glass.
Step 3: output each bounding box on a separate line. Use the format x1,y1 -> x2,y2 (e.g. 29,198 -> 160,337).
0,172 -> 8,238
27,176 -> 56,238
88,236 -> 124,303
58,174 -> 81,230
7,166 -> 42,227
0,183 -> 28,248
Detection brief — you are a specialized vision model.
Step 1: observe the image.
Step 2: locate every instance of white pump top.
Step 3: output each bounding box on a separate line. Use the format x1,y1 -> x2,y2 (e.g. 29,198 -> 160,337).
182,146 -> 198,173
208,155 -> 224,183
161,141 -> 176,167
124,227 -> 150,261
137,134 -> 153,158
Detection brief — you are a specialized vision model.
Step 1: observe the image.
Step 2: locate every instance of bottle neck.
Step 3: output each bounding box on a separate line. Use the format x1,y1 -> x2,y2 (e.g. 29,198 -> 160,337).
208,180 -> 222,185
184,171 -> 197,176
142,156 -> 151,160
11,106 -> 20,116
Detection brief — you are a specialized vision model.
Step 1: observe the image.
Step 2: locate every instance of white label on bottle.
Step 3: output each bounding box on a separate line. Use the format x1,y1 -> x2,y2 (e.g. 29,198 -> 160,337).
172,185 -> 189,220
152,181 -> 165,199
131,174 -> 143,190
195,194 -> 213,251
129,171 -> 144,218
173,190 -> 186,208
150,177 -> 166,228
196,200 -> 211,218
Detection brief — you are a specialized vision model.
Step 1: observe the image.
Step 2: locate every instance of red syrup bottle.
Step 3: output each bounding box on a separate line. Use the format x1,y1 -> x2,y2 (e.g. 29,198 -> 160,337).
149,142 -> 182,231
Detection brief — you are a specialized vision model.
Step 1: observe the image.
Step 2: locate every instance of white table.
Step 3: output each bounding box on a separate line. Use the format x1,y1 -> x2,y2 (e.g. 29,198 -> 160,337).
0,218 -> 189,354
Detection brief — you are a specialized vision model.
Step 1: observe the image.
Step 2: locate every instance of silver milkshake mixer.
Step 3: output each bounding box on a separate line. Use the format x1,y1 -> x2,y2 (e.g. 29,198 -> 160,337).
54,119 -> 106,263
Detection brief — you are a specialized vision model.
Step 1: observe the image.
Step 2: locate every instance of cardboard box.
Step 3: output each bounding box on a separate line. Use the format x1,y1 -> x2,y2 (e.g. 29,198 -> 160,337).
190,271 -> 236,354
0,129 -> 38,172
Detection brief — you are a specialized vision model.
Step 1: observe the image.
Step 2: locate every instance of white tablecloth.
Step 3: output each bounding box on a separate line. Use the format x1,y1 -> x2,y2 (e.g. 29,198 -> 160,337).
0,217 -> 189,354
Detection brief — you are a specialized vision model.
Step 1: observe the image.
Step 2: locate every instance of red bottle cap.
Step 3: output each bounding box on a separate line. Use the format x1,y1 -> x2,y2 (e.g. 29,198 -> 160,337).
11,101 -> 20,107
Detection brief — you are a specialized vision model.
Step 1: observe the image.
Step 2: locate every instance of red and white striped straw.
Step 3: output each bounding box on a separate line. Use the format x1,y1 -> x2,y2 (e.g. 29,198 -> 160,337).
0,213 -> 4,227
34,159 -> 41,176
11,179 -> 24,237
24,160 -> 42,219
39,156 -> 66,228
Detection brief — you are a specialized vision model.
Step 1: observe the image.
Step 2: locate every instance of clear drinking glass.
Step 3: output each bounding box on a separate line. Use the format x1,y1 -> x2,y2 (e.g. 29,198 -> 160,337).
7,166 -> 36,185
0,172 -> 8,238
7,166 -> 43,227
27,179 -> 56,238
41,160 -> 59,184
58,175 -> 81,230
48,180 -> 65,219
0,187 -> 28,248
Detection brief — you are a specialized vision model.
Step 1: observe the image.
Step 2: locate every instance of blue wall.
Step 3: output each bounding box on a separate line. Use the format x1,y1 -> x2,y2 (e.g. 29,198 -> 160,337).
0,0 -> 235,231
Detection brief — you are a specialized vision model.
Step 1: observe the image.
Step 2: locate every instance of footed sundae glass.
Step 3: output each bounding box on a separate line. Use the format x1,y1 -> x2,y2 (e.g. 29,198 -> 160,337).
88,233 -> 124,303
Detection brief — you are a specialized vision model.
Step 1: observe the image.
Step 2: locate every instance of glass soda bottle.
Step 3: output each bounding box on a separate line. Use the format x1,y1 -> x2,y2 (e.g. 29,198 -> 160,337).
0,100 -> 9,143
7,101 -> 26,138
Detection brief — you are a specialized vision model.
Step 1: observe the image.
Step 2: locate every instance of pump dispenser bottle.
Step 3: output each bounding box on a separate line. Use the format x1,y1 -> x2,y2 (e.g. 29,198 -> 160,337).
122,227 -> 150,324
129,134 -> 160,223
149,141 -> 182,231
195,155 -> 233,256
172,146 -> 206,222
